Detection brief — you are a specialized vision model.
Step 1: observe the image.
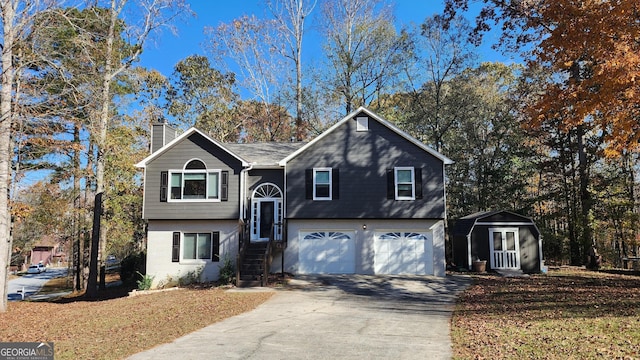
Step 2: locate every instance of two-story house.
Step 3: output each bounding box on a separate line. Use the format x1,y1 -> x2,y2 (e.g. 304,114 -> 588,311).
136,107 -> 453,288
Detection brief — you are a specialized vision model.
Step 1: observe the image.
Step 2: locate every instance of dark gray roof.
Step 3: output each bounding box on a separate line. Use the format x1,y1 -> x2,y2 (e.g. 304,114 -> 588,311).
459,210 -> 499,220
452,210 -> 535,237
224,142 -> 307,167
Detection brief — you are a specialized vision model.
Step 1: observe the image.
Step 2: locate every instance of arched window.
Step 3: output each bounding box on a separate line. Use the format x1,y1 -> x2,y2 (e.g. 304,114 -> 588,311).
169,159 -> 223,201
252,183 -> 282,199
185,159 -> 206,169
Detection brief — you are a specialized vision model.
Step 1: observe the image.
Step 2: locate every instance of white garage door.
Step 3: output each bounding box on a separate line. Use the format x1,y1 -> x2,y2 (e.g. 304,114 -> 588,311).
374,232 -> 433,275
299,231 -> 355,274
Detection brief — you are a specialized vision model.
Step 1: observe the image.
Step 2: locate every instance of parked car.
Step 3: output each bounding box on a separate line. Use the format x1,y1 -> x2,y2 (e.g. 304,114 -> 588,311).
37,263 -> 46,272
27,265 -> 40,274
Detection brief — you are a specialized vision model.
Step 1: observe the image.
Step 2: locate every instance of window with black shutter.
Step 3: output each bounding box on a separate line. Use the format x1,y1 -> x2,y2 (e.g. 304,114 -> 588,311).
386,169 -> 395,199
212,232 -> 220,262
172,232 -> 180,262
160,171 -> 168,202
415,168 -> 423,199
387,167 -> 419,200
307,168 -> 337,200
332,169 -> 340,200
164,160 -> 225,202
221,171 -> 229,201
305,169 -> 313,199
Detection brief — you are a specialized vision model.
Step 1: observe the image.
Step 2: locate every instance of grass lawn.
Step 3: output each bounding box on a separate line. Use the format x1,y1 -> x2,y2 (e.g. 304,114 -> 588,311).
0,276 -> 273,360
451,269 -> 640,359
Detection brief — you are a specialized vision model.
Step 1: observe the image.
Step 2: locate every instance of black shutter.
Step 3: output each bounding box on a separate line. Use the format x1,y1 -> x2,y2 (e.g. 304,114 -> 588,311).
160,171 -> 168,202
172,232 -> 180,262
305,169 -> 313,199
386,169 -> 395,199
221,171 -> 229,201
332,169 -> 339,200
415,168 -> 423,199
212,232 -> 220,262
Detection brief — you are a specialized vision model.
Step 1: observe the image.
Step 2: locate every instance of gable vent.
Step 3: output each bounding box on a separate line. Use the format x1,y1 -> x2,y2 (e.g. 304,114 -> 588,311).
356,116 -> 369,131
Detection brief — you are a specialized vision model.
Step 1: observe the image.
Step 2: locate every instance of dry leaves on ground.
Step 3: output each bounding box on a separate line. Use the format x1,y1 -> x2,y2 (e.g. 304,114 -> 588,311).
451,269 -> 640,360
0,286 -> 273,360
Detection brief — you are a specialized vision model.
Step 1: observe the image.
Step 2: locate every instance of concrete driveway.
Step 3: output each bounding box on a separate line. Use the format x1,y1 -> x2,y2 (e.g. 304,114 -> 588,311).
128,274 -> 471,360
7,267 -> 68,301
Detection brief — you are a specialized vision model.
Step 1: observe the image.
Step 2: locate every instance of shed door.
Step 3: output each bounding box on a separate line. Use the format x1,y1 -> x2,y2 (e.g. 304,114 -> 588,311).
489,228 -> 520,270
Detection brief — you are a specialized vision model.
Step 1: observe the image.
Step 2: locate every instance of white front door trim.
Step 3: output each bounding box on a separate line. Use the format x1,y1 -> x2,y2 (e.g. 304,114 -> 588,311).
251,183 -> 283,242
488,227 -> 520,270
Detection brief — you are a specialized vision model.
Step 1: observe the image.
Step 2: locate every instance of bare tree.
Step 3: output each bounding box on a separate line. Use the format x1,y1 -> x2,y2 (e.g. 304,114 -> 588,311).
399,15 -> 475,153
206,15 -> 290,139
266,0 -> 316,140
319,0 -> 404,114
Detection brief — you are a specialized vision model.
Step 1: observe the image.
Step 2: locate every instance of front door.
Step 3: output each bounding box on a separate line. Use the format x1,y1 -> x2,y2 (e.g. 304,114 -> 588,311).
489,228 -> 520,270
251,183 -> 283,242
258,200 -> 275,240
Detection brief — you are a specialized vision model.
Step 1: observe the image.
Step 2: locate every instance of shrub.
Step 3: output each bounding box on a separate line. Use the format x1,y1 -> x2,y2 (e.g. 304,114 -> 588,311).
218,256 -> 236,285
136,271 -> 154,290
120,251 -> 146,284
178,266 -> 203,286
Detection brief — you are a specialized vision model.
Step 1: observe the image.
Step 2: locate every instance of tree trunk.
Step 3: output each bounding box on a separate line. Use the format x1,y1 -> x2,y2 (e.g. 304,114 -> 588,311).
73,124 -> 83,291
0,0 -> 16,313
87,0 -> 117,296
86,193 -> 102,298
577,124 -> 593,264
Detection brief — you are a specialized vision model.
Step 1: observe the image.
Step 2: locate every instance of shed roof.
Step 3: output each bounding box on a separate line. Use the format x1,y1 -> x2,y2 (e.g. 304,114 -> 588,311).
452,210 -> 536,238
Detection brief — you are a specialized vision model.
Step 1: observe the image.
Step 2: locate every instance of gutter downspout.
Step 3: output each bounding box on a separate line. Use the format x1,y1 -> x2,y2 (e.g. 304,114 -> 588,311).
281,162 -> 287,274
442,163 -> 448,272
467,233 -> 472,270
239,163 -> 255,223
538,234 -> 544,272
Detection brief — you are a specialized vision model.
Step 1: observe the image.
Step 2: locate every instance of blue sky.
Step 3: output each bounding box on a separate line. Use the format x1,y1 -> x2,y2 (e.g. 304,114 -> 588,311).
138,0 -> 513,77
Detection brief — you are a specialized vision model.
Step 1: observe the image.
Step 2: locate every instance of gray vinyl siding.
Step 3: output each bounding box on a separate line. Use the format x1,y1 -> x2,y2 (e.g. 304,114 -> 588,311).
143,133 -> 243,220
151,125 -> 164,153
286,116 -> 446,219
246,169 -> 284,194
151,124 -> 176,153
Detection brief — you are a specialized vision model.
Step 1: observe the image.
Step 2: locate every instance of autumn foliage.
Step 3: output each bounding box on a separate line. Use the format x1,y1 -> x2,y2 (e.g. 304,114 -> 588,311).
445,0 -> 640,156
532,0 -> 640,156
